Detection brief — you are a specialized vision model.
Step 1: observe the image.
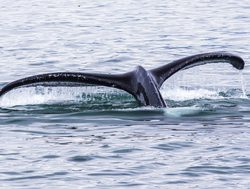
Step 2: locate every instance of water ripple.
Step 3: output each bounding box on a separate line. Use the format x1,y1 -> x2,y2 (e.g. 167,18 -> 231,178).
1,0 -> 250,188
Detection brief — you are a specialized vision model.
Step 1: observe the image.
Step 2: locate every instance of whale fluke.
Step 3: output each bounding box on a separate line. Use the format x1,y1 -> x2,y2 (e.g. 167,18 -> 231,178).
0,52 -> 245,107
150,52 -> 244,88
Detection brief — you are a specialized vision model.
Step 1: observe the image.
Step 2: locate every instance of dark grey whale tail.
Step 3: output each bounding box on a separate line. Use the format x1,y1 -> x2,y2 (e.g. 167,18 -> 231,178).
0,52 -> 245,107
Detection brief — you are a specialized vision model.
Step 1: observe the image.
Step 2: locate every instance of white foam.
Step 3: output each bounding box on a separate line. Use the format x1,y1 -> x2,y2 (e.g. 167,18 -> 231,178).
164,106 -> 203,117
0,85 -> 246,108
160,87 -> 221,101
0,86 -> 124,107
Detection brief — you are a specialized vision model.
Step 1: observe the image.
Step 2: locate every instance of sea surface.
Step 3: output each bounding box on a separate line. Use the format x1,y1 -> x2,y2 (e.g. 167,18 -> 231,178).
1,0 -> 250,188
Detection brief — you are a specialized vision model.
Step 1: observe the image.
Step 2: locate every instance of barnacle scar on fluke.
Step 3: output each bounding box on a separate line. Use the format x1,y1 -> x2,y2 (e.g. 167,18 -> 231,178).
0,52 -> 245,107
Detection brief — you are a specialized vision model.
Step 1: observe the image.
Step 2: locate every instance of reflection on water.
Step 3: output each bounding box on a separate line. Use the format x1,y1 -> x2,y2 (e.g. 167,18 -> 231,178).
1,0 -> 250,188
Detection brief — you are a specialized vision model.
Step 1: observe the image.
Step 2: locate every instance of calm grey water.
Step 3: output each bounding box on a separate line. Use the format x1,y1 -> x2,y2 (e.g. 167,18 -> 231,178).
1,0 -> 250,188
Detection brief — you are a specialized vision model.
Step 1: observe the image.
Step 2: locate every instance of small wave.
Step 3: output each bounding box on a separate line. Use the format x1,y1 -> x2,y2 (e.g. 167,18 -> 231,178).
164,106 -> 203,117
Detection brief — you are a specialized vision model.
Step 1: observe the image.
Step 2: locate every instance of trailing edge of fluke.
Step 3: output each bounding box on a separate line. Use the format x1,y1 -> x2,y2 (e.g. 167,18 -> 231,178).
0,52 -> 245,107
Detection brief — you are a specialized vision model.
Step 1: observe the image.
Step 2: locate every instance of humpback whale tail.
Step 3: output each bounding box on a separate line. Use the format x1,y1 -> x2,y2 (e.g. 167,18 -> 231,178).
0,52 -> 245,107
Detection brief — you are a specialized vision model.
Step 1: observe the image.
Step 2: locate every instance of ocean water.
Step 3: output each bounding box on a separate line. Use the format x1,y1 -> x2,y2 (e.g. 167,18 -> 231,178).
1,0 -> 250,188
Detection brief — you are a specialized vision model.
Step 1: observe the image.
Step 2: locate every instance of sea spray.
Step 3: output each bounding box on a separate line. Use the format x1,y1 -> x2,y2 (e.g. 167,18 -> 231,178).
240,71 -> 247,98
0,86 -> 133,107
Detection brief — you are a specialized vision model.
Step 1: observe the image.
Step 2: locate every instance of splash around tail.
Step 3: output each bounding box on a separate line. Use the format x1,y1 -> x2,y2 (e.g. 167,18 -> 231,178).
0,52 -> 245,108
